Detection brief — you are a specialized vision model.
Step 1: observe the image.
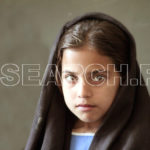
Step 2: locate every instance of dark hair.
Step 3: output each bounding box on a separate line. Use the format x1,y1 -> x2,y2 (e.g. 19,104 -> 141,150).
55,19 -> 130,85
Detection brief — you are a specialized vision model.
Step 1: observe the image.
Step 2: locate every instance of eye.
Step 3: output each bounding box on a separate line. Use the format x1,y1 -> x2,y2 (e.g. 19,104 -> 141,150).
88,70 -> 106,85
92,75 -> 104,82
91,74 -> 105,82
64,74 -> 78,83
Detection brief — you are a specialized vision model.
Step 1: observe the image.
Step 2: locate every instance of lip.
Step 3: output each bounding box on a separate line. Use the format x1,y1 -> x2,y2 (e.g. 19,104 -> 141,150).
76,104 -> 95,111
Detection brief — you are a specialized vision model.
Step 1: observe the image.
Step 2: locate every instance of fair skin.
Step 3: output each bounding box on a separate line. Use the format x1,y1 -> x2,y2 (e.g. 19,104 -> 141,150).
61,45 -> 120,133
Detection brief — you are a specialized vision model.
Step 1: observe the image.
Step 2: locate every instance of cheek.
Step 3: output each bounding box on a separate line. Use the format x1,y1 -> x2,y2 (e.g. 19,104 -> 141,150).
62,84 -> 76,104
102,75 -> 120,103
94,85 -> 119,111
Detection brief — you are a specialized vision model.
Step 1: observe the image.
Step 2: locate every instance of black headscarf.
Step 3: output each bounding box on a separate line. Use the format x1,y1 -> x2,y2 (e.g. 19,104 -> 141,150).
25,12 -> 150,150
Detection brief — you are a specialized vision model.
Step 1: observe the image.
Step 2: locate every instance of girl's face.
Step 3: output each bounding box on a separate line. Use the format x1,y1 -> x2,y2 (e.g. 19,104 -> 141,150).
61,45 -> 120,127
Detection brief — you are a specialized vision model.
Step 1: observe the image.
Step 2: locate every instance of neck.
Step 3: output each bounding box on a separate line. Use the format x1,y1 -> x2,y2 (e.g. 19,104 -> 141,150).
72,119 -> 101,133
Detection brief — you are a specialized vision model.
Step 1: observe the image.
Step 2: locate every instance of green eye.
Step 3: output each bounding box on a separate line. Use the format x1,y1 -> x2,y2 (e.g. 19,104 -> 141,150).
92,75 -> 104,81
65,75 -> 77,83
89,69 -> 106,83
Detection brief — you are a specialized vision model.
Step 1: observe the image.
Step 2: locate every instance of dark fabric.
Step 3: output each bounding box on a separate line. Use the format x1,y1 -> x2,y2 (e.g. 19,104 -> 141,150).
25,12 -> 150,150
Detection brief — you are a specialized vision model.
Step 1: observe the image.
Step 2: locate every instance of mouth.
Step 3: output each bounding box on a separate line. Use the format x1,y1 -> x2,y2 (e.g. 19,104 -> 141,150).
76,104 -> 96,111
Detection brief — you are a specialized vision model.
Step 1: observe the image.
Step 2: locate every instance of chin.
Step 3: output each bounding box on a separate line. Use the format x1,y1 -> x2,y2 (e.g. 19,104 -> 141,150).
79,116 -> 99,123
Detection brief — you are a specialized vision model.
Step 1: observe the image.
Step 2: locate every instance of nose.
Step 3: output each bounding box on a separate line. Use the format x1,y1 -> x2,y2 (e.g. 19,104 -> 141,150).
77,77 -> 93,98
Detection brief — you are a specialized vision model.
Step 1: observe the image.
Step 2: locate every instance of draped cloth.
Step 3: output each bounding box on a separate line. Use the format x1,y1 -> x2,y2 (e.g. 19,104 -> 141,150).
25,12 -> 150,150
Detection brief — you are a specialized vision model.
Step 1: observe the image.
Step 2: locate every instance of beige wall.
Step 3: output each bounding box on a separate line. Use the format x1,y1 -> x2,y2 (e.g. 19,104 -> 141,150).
0,0 -> 150,149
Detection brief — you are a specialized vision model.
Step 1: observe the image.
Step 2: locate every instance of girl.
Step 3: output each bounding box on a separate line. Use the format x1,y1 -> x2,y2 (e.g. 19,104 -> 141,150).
25,12 -> 150,150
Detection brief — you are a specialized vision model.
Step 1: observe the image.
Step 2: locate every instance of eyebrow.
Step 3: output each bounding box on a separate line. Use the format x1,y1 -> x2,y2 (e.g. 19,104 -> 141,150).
62,69 -> 108,75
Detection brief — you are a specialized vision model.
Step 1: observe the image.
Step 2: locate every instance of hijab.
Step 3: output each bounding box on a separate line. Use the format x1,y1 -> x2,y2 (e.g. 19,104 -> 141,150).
25,12 -> 150,150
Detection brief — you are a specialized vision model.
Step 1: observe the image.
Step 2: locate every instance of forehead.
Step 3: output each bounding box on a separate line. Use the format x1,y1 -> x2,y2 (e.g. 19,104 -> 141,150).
62,46 -> 114,73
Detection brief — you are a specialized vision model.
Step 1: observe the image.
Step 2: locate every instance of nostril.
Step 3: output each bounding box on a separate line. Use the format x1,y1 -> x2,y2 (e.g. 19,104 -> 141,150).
78,94 -> 90,98
77,87 -> 92,98
77,78 -> 93,98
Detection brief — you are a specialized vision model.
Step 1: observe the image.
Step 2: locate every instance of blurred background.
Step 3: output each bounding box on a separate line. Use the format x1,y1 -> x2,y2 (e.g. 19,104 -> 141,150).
0,0 -> 150,149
